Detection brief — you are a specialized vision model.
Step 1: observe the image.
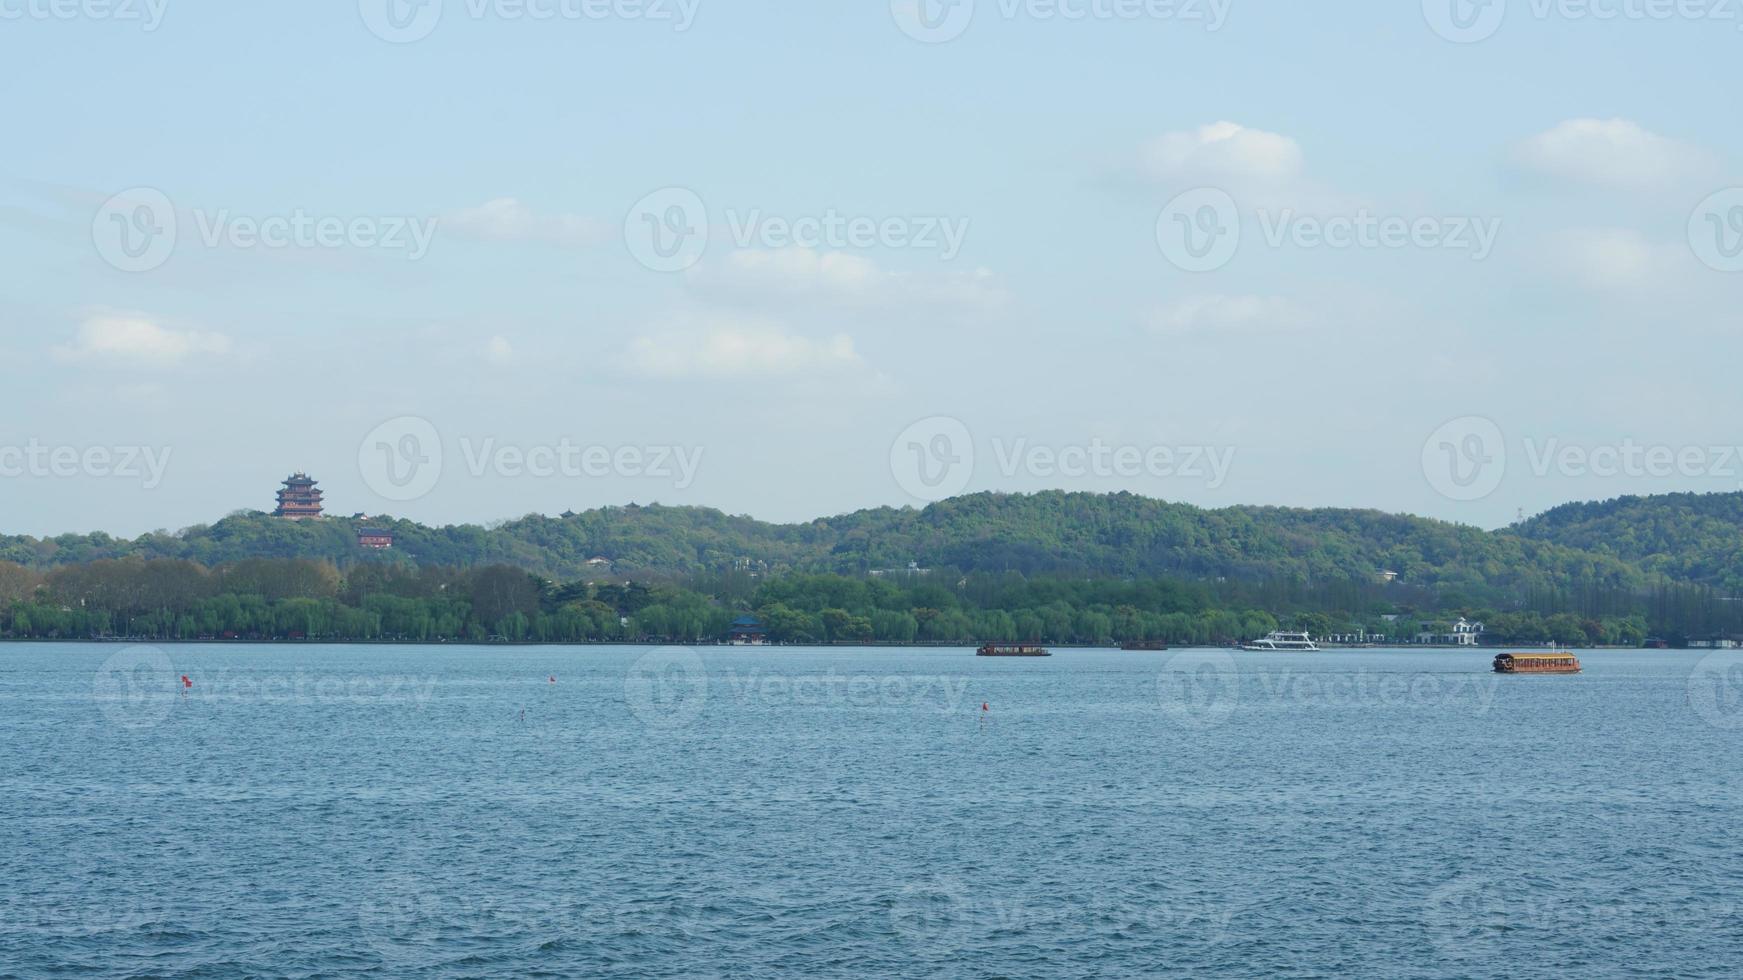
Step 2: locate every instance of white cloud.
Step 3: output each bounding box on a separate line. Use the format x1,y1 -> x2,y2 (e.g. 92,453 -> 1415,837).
1141,122 -> 1305,184
709,248 -> 882,294
1149,294 -> 1304,335
445,197 -> 606,247
689,247 -> 1007,314
484,335 -> 515,365
1547,228 -> 1682,292
1517,119 -> 1716,190
620,314 -> 864,379
53,314 -> 230,368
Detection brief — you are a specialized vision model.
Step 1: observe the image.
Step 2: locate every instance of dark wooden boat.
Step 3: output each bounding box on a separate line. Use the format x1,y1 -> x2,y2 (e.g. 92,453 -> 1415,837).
1492,652 -> 1581,674
976,643 -> 1050,657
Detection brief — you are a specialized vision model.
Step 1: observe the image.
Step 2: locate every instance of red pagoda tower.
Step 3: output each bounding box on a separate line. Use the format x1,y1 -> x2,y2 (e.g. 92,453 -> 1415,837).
274,472 -> 325,520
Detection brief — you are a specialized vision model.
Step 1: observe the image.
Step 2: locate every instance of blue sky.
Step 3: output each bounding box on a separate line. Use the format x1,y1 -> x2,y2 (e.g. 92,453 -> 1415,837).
2,0 -> 1741,536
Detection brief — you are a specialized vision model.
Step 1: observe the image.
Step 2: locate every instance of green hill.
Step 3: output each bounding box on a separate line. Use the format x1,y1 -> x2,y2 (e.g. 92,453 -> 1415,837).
1508,492 -> 1743,590
11,490 -> 1743,646
0,491 -> 1654,597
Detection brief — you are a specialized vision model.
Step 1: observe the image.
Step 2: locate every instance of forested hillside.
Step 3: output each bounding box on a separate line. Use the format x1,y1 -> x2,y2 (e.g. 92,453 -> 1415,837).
1509,492 -> 1743,590
0,491 -> 1659,596
7,490 -> 1743,646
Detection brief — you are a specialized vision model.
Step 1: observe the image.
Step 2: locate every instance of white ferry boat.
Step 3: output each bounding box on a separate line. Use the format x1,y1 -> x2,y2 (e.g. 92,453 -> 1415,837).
1240,631 -> 1319,651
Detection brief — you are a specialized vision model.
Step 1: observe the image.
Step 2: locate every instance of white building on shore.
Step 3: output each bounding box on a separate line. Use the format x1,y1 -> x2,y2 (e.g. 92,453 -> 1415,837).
1416,617 -> 1486,646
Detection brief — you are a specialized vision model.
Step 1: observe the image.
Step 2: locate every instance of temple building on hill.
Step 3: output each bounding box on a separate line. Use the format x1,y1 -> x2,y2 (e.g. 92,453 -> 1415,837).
357,527 -> 394,550
274,473 -> 325,520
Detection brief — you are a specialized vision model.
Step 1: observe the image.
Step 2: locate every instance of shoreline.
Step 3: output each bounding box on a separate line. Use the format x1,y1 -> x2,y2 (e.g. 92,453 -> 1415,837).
0,638 -> 1659,651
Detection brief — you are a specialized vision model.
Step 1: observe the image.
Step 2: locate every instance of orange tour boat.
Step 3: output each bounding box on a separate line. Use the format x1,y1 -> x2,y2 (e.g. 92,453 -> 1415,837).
977,643 -> 1051,657
1492,651 -> 1582,674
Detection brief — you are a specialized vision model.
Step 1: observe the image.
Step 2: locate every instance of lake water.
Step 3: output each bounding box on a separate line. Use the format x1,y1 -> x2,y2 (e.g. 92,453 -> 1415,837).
3,643 -> 1742,977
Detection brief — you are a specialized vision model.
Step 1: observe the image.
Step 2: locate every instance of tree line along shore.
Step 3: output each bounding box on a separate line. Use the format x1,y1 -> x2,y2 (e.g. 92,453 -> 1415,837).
0,556 -> 1717,648
7,490 -> 1743,647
